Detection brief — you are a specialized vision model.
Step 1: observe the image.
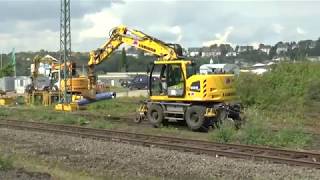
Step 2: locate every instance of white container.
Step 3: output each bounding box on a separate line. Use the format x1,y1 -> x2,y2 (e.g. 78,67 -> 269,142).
15,76 -> 32,94
0,76 -> 15,92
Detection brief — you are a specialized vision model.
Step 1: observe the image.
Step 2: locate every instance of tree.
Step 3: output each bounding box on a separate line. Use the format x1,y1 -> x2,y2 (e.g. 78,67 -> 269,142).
0,64 -> 14,78
219,44 -> 229,56
120,48 -> 128,72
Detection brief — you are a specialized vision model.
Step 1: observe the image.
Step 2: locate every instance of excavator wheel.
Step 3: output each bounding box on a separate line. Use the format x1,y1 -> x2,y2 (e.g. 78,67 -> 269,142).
185,105 -> 209,132
147,104 -> 164,128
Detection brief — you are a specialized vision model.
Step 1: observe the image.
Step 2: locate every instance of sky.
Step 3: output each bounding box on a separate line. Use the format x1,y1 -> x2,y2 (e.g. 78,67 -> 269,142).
0,0 -> 320,53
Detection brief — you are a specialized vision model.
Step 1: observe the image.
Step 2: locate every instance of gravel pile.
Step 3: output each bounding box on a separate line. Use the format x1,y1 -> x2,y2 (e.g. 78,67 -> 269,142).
1,128 -> 320,179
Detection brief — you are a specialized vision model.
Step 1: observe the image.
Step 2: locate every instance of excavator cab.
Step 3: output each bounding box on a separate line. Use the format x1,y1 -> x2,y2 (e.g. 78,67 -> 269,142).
149,61 -> 191,97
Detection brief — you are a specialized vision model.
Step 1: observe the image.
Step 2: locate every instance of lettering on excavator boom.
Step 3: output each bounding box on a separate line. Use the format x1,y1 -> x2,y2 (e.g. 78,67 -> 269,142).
138,44 -> 156,52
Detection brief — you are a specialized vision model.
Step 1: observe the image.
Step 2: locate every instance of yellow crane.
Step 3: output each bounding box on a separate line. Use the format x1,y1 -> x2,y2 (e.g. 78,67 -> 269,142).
60,25 -> 243,131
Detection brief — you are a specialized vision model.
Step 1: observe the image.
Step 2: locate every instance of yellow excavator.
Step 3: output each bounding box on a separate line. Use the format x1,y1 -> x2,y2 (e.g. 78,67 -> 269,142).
81,25 -> 243,131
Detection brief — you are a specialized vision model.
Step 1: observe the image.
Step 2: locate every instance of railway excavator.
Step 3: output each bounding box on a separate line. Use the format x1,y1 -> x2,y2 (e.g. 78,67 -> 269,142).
59,25 -> 243,131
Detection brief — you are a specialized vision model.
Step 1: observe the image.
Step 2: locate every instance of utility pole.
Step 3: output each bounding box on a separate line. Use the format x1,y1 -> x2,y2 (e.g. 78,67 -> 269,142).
60,0 -> 71,103
0,49 -> 2,69
11,48 -> 16,77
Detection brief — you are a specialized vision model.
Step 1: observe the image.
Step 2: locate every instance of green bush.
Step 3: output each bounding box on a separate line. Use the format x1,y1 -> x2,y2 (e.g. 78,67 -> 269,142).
78,117 -> 89,126
273,128 -> 312,148
0,155 -> 13,171
236,116 -> 311,148
236,62 -> 320,118
238,122 -> 273,146
209,122 -> 237,143
0,109 -> 9,117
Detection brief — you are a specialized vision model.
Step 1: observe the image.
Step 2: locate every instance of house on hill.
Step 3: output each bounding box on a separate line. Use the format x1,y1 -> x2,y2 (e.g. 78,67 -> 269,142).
258,44 -> 272,55
187,47 -> 201,57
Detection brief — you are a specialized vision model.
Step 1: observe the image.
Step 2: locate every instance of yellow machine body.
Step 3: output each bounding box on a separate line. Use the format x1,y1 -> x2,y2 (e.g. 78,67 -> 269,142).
0,97 -> 14,106
150,60 -> 237,103
55,102 -> 78,112
60,76 -> 89,94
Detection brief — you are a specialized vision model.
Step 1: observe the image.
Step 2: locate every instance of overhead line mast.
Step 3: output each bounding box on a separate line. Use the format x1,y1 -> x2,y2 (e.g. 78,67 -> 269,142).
60,0 -> 71,103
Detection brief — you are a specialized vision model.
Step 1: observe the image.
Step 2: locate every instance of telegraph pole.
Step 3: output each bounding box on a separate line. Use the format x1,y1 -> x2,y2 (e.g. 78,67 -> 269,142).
0,49 -> 2,69
12,48 -> 16,77
60,0 -> 71,103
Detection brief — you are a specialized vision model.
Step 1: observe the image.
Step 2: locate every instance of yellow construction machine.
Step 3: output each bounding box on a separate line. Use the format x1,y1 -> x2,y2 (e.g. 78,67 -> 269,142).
51,62 -> 89,95
82,25 -> 243,131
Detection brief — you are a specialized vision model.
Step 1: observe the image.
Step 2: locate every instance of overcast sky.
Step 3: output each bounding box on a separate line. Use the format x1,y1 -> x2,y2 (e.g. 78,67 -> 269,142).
0,0 -> 319,53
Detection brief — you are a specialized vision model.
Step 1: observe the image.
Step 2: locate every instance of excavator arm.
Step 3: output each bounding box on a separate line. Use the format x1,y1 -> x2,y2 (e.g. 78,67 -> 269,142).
88,25 -> 181,66
87,25 -> 183,94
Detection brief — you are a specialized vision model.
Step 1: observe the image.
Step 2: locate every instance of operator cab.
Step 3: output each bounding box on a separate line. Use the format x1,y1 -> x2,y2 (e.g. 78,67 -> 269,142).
149,61 -> 196,97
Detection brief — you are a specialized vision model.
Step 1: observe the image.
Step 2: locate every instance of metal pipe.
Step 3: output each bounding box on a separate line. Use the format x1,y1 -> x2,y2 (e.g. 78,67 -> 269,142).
77,92 -> 116,106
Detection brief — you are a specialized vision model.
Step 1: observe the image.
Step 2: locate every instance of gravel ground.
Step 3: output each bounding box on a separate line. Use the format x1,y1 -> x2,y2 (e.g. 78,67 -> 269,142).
1,128 -> 320,180
0,168 -> 51,180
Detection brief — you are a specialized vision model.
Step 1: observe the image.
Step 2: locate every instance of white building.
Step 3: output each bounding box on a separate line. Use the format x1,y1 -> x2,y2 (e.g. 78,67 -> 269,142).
188,48 -> 201,57
15,76 -> 32,94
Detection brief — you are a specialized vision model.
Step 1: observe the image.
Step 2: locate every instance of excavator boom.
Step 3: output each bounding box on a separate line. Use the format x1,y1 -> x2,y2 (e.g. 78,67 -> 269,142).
88,25 -> 181,66
87,25 -> 183,96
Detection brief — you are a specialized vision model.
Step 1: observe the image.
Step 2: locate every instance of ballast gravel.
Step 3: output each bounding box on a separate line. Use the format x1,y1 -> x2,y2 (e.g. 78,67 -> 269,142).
0,128 -> 320,180
0,168 -> 51,180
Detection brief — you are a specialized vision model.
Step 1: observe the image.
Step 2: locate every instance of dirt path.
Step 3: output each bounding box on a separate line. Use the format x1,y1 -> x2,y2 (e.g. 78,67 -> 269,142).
1,127 -> 320,179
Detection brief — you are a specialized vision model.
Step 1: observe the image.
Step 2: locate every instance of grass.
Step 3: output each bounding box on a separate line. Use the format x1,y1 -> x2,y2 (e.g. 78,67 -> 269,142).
109,86 -> 130,93
229,62 -> 320,148
87,97 -> 145,116
209,108 -> 312,149
209,121 -> 236,143
0,155 -> 13,171
90,120 -> 115,129
0,98 -> 314,150
4,152 -> 105,180
0,150 -> 168,180
237,62 -> 320,122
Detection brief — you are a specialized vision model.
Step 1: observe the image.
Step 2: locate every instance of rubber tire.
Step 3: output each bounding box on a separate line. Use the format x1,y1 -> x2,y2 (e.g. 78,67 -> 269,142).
185,105 -> 209,132
147,104 -> 164,128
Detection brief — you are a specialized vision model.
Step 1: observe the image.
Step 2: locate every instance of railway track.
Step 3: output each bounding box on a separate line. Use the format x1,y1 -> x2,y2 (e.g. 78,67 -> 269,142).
1,106 -> 146,126
1,119 -> 320,168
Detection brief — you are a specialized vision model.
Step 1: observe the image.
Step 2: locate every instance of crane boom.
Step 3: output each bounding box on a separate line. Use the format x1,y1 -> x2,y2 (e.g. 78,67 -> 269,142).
88,25 -> 181,66
87,25 -> 183,95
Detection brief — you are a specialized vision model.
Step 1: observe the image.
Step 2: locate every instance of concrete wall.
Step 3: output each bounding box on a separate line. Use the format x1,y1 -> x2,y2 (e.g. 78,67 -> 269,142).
116,90 -> 148,97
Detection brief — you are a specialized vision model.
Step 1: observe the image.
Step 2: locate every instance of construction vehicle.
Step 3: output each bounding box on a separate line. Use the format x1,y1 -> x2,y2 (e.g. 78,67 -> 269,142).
70,25 -> 243,131
26,55 -> 60,93
51,61 -> 90,95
